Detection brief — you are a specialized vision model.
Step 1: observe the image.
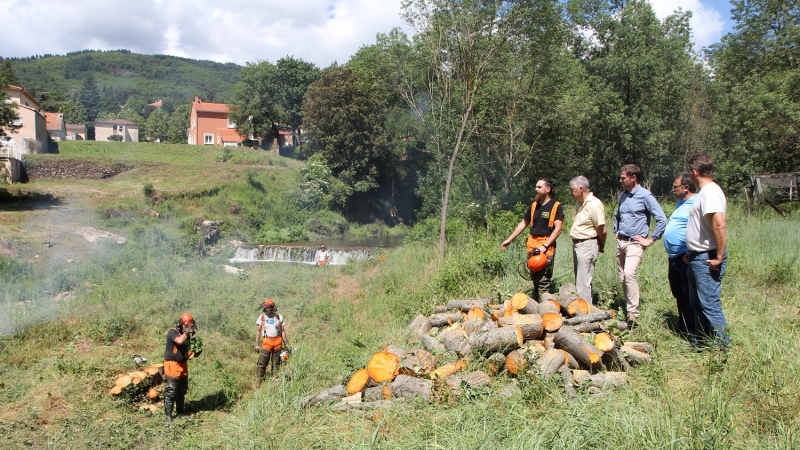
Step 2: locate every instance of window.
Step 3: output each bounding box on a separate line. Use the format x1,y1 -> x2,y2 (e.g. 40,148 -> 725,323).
227,118 -> 236,128
204,134 -> 214,145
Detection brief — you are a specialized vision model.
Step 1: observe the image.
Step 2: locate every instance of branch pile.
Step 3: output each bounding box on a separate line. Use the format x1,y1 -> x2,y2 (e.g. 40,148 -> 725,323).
304,284 -> 653,409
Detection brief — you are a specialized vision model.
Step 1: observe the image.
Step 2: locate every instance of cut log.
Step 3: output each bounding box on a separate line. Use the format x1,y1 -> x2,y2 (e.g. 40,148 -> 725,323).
497,314 -> 544,340
537,299 -> 561,316
421,335 -> 446,353
331,399 -> 397,411
146,387 -> 160,402
485,352 -> 506,376
440,328 -> 471,356
429,313 -> 463,327
445,371 -> 491,393
143,364 -> 163,376
364,386 -> 384,402
593,332 -> 616,352
586,372 -> 627,388
347,368 -> 372,395
509,292 -> 529,312
624,342 -> 653,354
518,295 -> 539,314
505,349 -> 529,375
341,392 -> 363,405
382,385 -> 393,400
559,365 -> 577,398
553,326 -> 604,370
466,307 -> 486,321
558,292 -> 589,317
543,332 -> 556,349
535,349 -> 566,379
558,283 -> 578,296
602,346 -> 631,372
430,360 -> 466,379
433,305 -> 449,314
399,348 -> 437,377
302,385 -> 348,408
367,351 -> 400,383
463,318 -> 484,336
572,369 -> 590,384
391,375 -> 433,399
468,325 -> 522,354
385,345 -> 406,358
408,314 -> 432,337
621,345 -> 652,364
541,312 -> 563,332
446,298 -> 491,312
564,310 -> 615,326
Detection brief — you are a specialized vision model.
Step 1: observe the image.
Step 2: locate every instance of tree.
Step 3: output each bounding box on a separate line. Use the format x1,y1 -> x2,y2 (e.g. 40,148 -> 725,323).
117,107 -> 144,126
0,85 -> 20,138
78,74 -> 100,123
707,0 -> 800,187
0,60 -> 20,86
167,104 -> 192,143
229,61 -> 281,142
98,89 -> 121,117
59,100 -> 88,126
302,66 -> 393,197
144,108 -> 170,142
273,57 -> 320,145
396,0 -> 517,258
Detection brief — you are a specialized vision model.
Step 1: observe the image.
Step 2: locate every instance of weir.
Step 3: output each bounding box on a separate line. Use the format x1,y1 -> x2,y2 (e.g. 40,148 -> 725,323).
229,245 -> 375,266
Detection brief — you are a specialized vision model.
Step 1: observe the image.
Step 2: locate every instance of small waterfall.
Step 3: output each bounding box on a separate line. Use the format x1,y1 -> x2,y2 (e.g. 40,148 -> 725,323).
230,245 -> 376,266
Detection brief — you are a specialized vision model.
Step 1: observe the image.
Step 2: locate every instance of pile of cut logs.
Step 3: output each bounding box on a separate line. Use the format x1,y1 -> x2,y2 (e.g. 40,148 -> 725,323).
109,363 -> 165,409
304,284 -> 653,409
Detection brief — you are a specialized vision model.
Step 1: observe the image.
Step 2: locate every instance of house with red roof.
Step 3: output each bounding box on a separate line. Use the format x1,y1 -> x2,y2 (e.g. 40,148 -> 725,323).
45,112 -> 66,141
187,96 -> 246,146
0,85 -> 48,155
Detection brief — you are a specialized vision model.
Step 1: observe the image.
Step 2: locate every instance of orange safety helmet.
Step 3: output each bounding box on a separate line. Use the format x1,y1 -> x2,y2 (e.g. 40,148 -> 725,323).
179,312 -> 195,327
527,253 -> 548,274
261,299 -> 275,310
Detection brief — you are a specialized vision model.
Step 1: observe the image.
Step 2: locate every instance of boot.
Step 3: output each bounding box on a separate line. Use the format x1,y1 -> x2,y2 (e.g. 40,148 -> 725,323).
165,400 -> 174,424
176,398 -> 185,416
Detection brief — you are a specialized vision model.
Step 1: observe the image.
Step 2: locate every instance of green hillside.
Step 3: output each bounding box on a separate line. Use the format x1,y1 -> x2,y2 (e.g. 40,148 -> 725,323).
3,50 -> 241,107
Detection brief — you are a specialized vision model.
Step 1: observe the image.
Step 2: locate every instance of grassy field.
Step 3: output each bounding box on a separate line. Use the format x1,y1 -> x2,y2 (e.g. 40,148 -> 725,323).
1,142 -> 799,449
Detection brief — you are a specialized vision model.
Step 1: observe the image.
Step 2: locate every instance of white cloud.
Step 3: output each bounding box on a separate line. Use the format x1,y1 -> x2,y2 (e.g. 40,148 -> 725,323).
648,0 -> 726,50
0,0 -> 408,67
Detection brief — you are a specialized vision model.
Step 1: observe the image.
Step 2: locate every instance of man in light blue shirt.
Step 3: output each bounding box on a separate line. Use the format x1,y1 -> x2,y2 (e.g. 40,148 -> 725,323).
663,173 -> 696,334
613,164 -> 668,326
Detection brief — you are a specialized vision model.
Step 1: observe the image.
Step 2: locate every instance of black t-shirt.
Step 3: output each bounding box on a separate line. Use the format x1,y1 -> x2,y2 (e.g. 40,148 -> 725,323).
164,328 -> 189,362
523,199 -> 565,237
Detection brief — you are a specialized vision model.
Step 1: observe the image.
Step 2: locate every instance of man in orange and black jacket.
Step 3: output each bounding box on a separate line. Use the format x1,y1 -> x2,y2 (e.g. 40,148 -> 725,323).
164,312 -> 195,424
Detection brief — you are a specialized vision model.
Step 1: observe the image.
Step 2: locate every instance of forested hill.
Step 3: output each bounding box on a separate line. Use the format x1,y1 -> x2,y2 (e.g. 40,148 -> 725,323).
2,50 -> 241,109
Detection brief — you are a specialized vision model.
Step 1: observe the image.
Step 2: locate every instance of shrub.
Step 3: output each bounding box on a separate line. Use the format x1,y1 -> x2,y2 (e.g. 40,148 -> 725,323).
107,134 -> 123,141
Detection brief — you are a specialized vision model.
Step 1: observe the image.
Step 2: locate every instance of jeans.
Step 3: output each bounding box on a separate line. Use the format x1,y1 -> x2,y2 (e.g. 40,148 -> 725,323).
668,254 -> 694,333
687,249 -> 730,348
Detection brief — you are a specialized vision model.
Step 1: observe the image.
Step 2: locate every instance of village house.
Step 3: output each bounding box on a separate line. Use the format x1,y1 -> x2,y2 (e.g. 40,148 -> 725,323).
187,96 -> 288,148
66,124 -> 87,140
95,118 -> 139,142
0,85 -> 48,155
45,112 -> 66,141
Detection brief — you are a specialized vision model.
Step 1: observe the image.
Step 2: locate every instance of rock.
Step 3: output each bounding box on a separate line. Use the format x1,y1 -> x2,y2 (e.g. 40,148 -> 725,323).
76,227 -> 126,244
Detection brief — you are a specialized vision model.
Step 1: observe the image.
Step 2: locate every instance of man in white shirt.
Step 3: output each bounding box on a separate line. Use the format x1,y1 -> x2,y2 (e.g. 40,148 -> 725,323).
317,244 -> 331,266
684,154 -> 730,349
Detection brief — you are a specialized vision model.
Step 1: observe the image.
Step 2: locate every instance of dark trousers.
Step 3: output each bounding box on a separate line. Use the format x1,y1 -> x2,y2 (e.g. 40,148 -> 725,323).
257,350 -> 281,380
165,375 -> 188,415
668,254 -> 694,334
531,256 -> 554,302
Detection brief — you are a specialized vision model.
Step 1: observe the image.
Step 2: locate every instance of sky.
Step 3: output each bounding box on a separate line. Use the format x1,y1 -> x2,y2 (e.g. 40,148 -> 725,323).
0,0 -> 735,68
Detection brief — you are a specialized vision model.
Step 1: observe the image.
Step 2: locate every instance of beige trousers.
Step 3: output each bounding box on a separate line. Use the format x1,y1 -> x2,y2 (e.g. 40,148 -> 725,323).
572,239 -> 599,304
616,239 -> 645,319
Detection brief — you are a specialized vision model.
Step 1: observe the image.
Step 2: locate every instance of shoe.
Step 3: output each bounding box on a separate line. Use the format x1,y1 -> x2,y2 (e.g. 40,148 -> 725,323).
626,319 -> 638,331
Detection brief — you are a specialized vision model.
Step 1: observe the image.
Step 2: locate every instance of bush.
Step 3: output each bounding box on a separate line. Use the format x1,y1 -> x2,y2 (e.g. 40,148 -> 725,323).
107,134 -> 123,141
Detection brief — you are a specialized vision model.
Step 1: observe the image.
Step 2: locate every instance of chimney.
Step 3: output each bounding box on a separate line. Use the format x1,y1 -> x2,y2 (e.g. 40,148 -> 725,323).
194,96 -> 201,103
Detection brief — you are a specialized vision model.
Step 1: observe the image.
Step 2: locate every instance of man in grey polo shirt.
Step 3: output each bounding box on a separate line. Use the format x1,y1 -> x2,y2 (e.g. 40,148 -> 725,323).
613,164 -> 667,326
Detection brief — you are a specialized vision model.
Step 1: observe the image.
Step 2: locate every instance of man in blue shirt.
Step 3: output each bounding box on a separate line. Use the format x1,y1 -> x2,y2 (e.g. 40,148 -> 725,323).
663,173 -> 696,334
613,164 -> 668,327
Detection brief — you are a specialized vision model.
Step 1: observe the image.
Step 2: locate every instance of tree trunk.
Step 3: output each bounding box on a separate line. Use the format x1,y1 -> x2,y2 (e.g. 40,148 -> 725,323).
440,327 -> 471,356
447,298 -> 491,311
498,314 -> 544,341
536,348 -> 566,379
559,365 -> 577,398
468,325 -> 522,354
621,344 -> 652,364
302,385 -> 348,408
553,326 -> 604,370
421,334 -> 446,353
624,341 -> 653,354
593,332 -> 616,352
537,299 -> 561,316
347,368 -> 373,395
564,310 -> 616,326
429,313 -> 463,327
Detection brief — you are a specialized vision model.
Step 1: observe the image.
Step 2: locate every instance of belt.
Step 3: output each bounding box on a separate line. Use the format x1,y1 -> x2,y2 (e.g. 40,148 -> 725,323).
687,249 -> 714,257
572,236 -> 597,244
617,234 -> 639,242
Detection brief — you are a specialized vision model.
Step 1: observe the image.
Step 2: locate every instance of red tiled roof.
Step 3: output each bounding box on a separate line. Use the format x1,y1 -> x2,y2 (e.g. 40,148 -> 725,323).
45,112 -> 64,130
148,100 -> 162,108
216,128 -> 245,143
194,102 -> 231,113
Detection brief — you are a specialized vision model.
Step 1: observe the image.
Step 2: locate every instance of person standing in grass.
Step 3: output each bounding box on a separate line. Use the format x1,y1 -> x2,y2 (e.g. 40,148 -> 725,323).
613,164 -> 668,327
255,299 -> 288,385
568,176 -> 607,304
501,178 -> 564,301
164,312 -> 196,424
685,154 -> 730,349
317,244 -> 331,266
663,173 -> 697,334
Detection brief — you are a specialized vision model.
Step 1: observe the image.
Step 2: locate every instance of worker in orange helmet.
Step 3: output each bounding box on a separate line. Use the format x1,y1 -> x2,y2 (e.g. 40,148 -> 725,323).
164,312 -> 196,424
254,299 -> 288,385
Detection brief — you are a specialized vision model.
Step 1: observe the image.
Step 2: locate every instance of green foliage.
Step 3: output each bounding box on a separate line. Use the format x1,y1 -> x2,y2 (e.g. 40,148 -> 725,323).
297,154 -> 351,211
167,103 -> 191,143
85,315 -> 137,345
144,108 -> 169,142
78,74 -> 100,122
58,100 -> 87,126
107,134 -> 123,141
